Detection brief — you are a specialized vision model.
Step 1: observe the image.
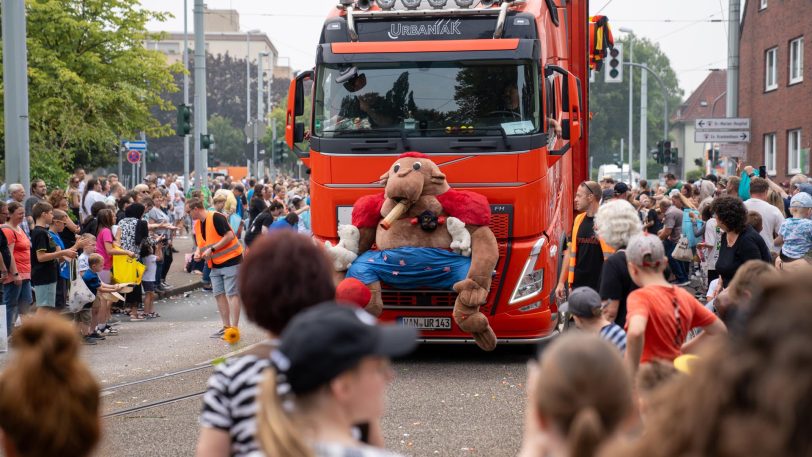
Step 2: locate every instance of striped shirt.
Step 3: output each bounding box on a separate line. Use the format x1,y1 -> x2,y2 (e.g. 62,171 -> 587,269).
600,323 -> 627,353
314,443 -> 404,457
200,342 -> 276,457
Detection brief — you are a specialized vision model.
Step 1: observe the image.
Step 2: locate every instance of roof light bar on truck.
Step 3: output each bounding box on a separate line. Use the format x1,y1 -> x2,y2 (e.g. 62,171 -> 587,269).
427,0 -> 448,8
340,0 -> 521,42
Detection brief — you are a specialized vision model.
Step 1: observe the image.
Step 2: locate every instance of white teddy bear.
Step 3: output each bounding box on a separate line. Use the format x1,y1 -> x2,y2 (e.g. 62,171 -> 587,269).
325,224 -> 360,271
446,217 -> 471,257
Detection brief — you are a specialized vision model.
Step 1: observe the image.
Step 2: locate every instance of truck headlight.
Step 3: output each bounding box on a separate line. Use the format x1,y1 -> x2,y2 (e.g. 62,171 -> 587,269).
509,237 -> 546,304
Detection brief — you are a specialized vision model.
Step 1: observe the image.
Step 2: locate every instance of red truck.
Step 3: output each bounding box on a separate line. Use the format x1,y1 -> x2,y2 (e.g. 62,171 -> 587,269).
286,0 -> 604,345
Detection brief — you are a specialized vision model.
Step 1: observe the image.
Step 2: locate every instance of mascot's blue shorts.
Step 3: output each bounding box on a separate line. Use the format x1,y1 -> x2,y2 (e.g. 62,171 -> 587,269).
346,247 -> 471,290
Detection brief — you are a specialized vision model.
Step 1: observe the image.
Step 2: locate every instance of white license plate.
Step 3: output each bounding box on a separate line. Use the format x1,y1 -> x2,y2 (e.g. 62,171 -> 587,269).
399,317 -> 452,330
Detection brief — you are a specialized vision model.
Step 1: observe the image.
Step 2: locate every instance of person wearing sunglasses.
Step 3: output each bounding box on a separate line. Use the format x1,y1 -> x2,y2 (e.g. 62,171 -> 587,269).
624,233 -> 727,376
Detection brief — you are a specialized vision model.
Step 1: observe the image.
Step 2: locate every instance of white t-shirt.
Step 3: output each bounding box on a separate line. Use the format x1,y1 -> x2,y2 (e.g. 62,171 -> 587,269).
744,198 -> 785,253
142,254 -> 158,282
78,253 -> 90,275
168,182 -> 179,201
702,217 -> 720,270
82,190 -> 106,219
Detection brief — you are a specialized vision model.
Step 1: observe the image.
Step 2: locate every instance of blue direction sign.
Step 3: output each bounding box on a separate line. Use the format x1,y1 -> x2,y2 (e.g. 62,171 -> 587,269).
123,140 -> 147,151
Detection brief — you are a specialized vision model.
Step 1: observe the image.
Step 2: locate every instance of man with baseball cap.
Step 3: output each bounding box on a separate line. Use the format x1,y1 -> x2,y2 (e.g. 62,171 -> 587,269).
613,182 -> 630,201
624,233 -> 727,375
560,287 -> 626,352
258,302 -> 416,457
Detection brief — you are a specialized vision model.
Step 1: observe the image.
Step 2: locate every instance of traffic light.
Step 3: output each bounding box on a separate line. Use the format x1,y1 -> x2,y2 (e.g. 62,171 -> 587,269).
710,148 -> 720,165
200,133 -> 215,150
176,104 -> 192,137
663,141 -> 672,164
604,43 -> 623,83
274,140 -> 286,166
656,140 -> 664,164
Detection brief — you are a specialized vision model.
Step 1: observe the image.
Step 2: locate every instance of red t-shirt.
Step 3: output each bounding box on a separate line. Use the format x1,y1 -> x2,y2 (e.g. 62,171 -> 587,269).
2,226 -> 32,282
626,284 -> 717,363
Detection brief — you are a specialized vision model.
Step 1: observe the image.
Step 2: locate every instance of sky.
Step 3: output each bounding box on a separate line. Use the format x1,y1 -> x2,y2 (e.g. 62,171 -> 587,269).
138,0 -> 740,97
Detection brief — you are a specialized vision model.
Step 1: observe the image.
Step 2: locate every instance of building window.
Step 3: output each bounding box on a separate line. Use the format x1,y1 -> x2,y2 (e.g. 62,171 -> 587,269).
764,133 -> 777,175
156,42 -> 180,54
765,47 -> 778,91
760,0 -> 767,9
790,37 -> 804,84
788,129 -> 805,174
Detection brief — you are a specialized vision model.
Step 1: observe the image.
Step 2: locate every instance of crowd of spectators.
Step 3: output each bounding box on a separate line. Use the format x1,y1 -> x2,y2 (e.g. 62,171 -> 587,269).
1,162 -> 811,457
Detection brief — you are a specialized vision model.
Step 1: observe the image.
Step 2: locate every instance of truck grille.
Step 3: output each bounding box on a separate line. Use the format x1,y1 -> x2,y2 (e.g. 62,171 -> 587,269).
382,205 -> 513,311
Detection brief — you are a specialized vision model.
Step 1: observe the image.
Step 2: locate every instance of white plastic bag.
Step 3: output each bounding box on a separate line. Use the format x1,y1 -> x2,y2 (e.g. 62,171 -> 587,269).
68,260 -> 95,312
672,235 -> 694,262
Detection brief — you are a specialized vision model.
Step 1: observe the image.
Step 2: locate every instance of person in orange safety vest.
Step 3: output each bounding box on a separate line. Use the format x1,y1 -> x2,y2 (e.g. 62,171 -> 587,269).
187,198 -> 244,339
555,181 -> 614,302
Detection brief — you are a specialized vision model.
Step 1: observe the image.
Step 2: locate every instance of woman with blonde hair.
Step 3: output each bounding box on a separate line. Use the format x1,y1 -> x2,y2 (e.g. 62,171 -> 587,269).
519,333 -> 633,457
0,313 -> 100,457
595,199 -> 643,327
257,302 -> 416,457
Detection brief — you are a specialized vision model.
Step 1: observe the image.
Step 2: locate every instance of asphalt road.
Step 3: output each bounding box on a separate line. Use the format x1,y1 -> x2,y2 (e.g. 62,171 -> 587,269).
2,290 -> 537,457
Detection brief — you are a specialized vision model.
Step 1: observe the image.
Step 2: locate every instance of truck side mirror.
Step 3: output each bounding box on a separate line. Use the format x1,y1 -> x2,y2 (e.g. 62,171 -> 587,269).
545,64 -> 583,148
286,70 -> 314,152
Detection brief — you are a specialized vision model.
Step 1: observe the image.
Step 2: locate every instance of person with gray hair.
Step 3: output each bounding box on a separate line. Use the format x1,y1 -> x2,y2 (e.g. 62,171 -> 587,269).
5,184 -> 29,236
5,183 -> 24,205
595,200 -> 643,327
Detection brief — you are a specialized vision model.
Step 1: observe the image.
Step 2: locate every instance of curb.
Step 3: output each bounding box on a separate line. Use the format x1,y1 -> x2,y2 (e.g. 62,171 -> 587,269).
157,281 -> 204,300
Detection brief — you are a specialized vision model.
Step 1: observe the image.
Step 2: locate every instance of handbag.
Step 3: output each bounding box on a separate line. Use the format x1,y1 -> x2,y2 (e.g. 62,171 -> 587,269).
672,235 -> 694,262
68,260 -> 95,313
112,255 -> 146,285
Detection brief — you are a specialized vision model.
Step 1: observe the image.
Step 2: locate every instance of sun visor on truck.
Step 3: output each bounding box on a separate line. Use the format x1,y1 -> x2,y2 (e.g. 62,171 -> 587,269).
318,38 -> 539,64
321,12 -> 537,43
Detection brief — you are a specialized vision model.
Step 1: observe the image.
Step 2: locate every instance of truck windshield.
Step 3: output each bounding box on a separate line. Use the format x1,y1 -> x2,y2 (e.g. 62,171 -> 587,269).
314,60 -> 539,138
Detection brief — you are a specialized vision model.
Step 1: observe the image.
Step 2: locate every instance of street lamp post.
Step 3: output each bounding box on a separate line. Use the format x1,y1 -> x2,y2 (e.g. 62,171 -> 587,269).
182,0 -> 190,189
625,62 -> 670,181
257,51 -> 270,179
619,27 -> 634,183
3,0 -> 31,192
246,29 -> 261,135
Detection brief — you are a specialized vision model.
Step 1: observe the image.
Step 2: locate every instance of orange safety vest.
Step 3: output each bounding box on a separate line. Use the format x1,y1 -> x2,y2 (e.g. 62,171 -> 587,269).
194,211 -> 243,268
567,212 -> 615,286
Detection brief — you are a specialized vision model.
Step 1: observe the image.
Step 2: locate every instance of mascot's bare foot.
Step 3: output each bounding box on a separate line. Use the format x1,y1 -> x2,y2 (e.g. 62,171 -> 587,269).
365,281 -> 384,317
473,327 -> 497,352
452,306 -> 497,351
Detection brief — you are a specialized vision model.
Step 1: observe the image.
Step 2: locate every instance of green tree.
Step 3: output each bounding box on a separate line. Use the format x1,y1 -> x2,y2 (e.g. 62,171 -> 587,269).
207,114 -> 245,166
148,53 -> 292,171
0,0 -> 182,187
589,34 -> 684,179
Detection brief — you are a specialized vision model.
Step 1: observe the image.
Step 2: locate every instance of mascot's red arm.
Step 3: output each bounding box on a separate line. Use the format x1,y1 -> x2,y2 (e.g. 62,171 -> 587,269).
436,189 -> 491,226
351,193 -> 385,254
352,193 -> 386,228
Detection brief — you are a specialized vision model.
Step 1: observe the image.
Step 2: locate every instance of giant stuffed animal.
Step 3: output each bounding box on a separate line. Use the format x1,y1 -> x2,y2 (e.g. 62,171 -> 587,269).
330,152 -> 500,351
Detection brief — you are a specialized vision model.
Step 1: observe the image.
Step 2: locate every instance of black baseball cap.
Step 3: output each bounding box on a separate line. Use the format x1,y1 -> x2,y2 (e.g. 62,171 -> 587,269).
273,302 -> 418,395
559,287 -> 602,318
614,182 -> 630,195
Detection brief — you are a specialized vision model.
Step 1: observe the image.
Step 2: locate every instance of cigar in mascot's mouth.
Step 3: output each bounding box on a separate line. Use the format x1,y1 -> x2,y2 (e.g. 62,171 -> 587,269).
380,200 -> 409,230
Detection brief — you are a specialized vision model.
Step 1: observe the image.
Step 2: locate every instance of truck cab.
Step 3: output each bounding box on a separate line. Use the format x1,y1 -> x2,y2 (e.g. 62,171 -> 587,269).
286,0 -> 591,344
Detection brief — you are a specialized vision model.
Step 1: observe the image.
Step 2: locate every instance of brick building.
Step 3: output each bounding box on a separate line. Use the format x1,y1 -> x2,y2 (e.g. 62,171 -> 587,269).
739,0 -> 811,181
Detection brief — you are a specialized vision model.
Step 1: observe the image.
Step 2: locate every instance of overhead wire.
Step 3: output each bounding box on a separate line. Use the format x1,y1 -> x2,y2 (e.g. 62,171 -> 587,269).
653,11 -> 723,41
